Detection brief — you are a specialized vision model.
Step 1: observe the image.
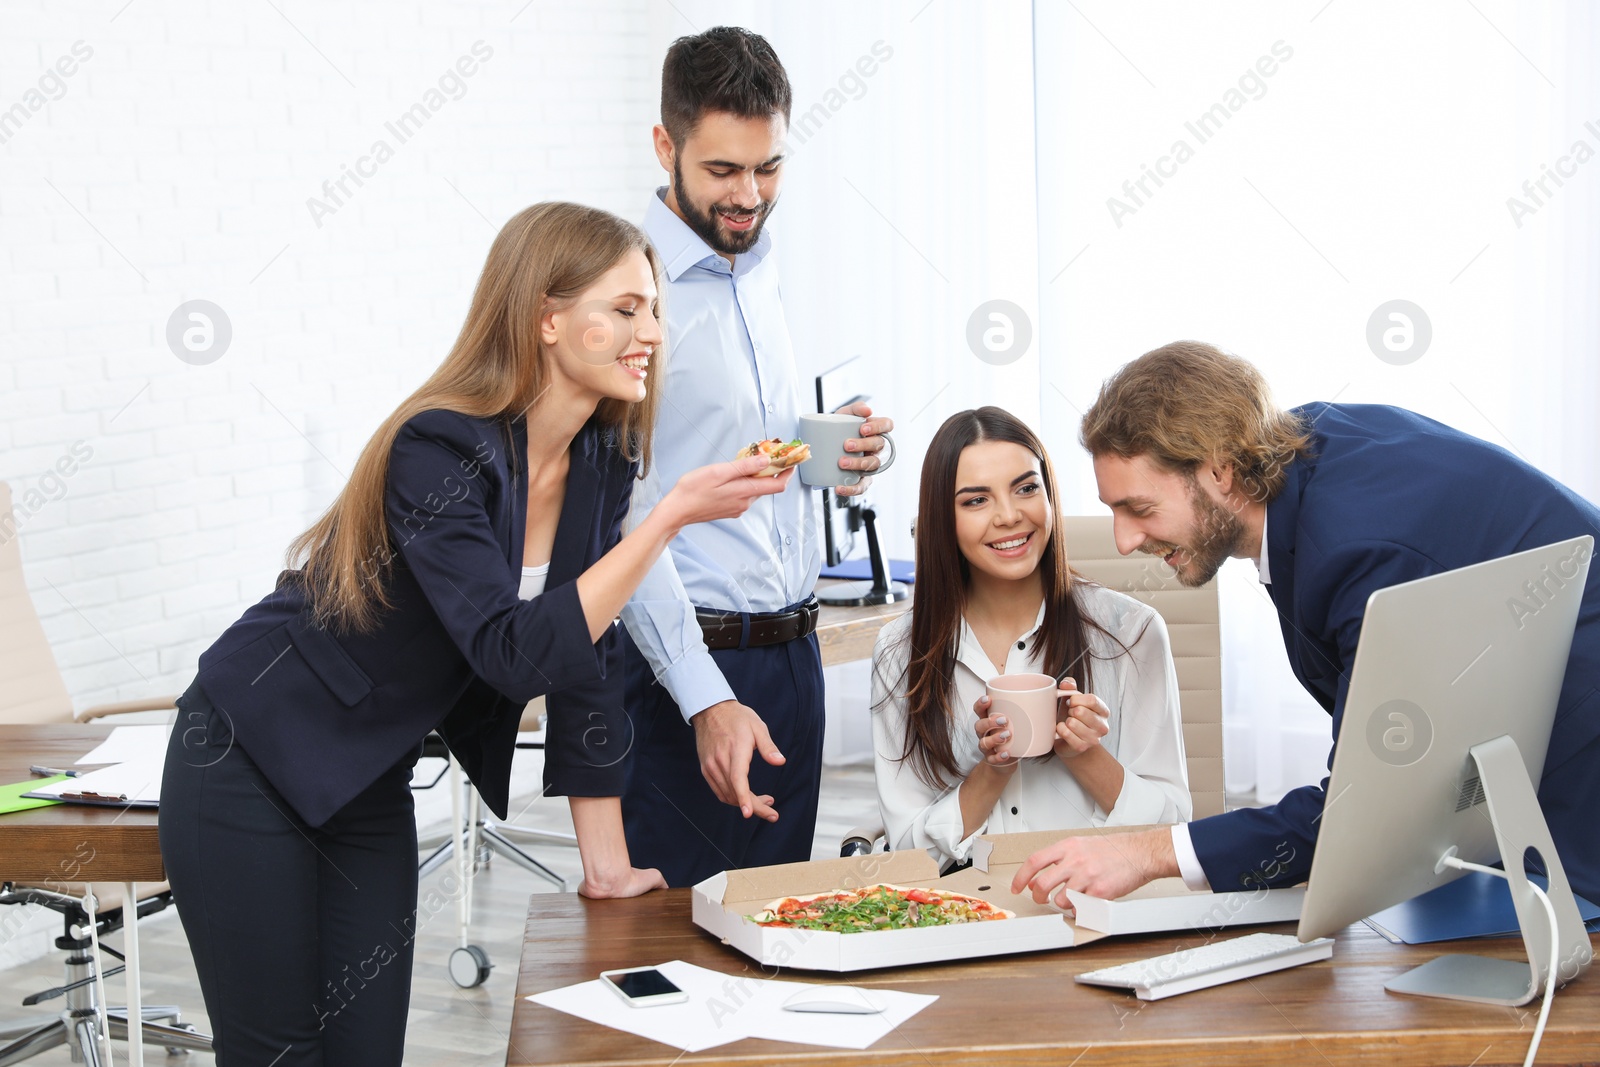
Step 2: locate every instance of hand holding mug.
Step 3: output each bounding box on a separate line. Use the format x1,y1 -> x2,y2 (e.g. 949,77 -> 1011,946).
1051,675 -> 1110,759
797,405 -> 895,493
972,694 -> 1021,769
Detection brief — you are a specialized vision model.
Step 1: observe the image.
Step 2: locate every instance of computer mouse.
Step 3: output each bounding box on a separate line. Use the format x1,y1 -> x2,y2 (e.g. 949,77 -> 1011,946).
780,985 -> 888,1014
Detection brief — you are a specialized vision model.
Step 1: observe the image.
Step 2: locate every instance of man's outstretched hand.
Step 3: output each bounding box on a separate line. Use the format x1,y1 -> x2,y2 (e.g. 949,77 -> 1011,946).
1010,828 -> 1179,907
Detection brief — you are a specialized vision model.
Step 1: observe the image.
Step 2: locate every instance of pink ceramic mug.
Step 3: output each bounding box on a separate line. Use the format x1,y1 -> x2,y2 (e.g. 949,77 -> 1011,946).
984,672 -> 1060,759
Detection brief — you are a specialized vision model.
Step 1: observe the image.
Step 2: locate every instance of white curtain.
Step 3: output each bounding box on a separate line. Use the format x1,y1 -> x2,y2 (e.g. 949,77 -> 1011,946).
1031,0 -> 1600,801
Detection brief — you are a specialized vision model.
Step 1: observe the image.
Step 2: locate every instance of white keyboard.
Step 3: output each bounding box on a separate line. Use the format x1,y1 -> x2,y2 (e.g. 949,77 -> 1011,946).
1075,933 -> 1334,1001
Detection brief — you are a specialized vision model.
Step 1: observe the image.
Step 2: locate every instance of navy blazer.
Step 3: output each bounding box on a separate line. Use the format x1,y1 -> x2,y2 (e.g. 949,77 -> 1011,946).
189,408 -> 636,828
1187,404 -> 1600,902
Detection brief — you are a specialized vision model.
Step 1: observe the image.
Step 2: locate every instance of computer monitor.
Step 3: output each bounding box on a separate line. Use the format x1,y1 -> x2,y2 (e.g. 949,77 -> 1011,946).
814,356 -> 868,568
1298,535 -> 1595,1006
812,355 -> 908,607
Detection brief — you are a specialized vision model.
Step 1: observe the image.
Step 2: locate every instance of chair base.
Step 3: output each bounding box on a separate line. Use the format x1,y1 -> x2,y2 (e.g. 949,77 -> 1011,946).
0,926 -> 212,1067
0,1006 -> 211,1066
419,823 -> 566,890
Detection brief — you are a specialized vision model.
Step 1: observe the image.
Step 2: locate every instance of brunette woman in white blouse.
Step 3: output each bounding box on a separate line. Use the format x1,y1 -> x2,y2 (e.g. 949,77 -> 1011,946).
871,407 -> 1190,868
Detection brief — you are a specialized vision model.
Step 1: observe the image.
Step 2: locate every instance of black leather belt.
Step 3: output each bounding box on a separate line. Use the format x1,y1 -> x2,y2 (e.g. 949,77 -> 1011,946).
696,598 -> 820,651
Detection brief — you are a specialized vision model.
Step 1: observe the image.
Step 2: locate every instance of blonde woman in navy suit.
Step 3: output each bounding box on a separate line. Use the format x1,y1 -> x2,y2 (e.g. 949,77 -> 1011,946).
158,202 -> 791,1065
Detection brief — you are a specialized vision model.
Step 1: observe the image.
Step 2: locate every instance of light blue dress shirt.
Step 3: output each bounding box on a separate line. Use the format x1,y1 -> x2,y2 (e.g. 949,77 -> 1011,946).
619,187 -> 822,720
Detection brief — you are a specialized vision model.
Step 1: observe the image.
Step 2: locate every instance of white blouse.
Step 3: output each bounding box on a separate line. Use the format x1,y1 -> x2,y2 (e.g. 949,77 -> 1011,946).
870,581 -> 1191,866
517,562 -> 550,601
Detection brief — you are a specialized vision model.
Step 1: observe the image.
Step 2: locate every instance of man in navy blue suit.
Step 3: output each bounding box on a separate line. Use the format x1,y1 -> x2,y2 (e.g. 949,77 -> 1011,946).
1011,340 -> 1600,906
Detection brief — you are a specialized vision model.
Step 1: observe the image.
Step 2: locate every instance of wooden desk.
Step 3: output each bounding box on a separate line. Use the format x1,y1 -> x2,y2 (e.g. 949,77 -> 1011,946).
0,723 -> 169,1066
0,724 -> 163,883
813,581 -> 911,666
508,890 -> 1600,1067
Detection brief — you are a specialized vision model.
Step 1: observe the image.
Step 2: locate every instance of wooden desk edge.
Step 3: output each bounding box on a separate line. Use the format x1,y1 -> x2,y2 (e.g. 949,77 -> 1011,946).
505,892 -> 1600,1067
0,725 -> 166,883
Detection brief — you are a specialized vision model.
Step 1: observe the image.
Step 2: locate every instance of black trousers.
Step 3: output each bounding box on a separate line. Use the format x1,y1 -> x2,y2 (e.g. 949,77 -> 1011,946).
158,684 -> 421,1066
620,627 -> 826,887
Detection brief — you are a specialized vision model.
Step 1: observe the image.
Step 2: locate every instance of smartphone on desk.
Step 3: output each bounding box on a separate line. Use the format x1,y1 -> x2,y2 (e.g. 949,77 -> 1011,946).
599,966 -> 689,1008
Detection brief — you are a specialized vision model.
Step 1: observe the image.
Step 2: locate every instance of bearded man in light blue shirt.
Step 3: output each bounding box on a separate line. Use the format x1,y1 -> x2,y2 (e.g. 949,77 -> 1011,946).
618,27 -> 894,886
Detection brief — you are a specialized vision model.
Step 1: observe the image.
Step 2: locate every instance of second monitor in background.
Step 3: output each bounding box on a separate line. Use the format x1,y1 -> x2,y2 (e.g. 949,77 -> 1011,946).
812,356 -> 909,607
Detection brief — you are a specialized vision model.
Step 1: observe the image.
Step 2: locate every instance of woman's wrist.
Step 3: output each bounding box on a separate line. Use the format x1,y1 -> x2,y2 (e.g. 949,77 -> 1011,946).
976,754 -> 1020,779
569,795 -> 632,889
1056,740 -> 1110,771
638,495 -> 686,542
964,758 -> 1015,798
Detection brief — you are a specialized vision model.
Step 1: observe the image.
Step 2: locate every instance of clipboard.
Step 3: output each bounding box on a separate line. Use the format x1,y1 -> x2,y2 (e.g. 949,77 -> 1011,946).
22,760 -> 162,809
20,789 -> 159,809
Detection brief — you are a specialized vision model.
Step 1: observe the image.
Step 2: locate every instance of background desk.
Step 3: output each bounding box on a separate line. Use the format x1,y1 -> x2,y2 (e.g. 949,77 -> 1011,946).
813,580 -> 910,667
0,725 -> 163,883
0,724 -> 167,1067
507,890 -> 1600,1067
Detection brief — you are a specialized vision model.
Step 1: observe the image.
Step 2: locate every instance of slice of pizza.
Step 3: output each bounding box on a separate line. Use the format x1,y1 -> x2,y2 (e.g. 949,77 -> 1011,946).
748,883 -> 1013,933
735,437 -> 811,477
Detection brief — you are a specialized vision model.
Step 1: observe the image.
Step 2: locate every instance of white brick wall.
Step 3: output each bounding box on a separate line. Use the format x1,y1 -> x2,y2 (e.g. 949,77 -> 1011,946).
2,0 -> 661,710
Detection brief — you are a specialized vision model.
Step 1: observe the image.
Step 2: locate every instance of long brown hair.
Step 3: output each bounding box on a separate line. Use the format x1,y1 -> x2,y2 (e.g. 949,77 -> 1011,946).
285,201 -> 664,634
881,407 -> 1133,789
1080,340 -> 1312,504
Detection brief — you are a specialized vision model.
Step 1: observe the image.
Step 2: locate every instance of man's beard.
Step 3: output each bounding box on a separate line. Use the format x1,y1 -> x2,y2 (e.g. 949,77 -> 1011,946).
1144,477 -> 1246,588
671,155 -> 775,256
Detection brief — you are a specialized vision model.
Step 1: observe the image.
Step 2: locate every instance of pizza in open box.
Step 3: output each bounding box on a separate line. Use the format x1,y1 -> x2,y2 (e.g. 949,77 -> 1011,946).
747,883 -> 1014,933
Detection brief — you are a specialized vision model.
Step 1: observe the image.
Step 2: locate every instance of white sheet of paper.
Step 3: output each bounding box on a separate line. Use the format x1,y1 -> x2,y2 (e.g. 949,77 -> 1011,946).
75,724 -> 171,766
29,759 -> 163,803
525,960 -> 938,1053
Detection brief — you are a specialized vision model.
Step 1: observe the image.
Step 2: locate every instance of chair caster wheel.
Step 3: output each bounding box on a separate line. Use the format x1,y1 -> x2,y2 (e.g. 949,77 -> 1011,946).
449,944 -> 492,988
168,1021 -> 201,1054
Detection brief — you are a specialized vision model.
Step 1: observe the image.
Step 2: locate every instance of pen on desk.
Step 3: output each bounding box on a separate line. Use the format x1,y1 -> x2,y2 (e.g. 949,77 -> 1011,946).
29,765 -> 83,778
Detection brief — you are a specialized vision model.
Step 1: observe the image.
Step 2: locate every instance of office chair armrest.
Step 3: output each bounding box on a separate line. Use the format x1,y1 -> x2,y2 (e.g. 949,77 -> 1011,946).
840,823 -> 887,858
76,695 -> 182,721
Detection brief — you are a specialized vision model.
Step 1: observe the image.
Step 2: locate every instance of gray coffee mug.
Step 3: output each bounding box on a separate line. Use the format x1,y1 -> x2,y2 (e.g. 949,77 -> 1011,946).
797,412 -> 895,488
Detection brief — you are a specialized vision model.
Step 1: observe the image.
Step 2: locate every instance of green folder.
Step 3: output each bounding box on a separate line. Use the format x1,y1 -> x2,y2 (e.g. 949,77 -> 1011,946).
0,776 -> 67,814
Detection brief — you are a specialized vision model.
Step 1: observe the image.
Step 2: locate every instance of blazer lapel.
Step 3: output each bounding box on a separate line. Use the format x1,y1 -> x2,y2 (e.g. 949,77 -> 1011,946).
1265,464 -> 1302,623
509,414 -> 529,573
549,420 -> 599,586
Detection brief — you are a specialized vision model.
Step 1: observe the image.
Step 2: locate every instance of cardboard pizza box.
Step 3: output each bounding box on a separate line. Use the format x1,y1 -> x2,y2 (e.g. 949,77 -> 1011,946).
970,826 -> 1306,935
691,846 -> 1107,972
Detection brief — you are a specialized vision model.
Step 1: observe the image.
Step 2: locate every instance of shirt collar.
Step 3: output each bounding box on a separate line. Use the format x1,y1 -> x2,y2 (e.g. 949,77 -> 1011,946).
955,598 -> 1049,678
643,186 -> 772,281
1256,509 -> 1272,585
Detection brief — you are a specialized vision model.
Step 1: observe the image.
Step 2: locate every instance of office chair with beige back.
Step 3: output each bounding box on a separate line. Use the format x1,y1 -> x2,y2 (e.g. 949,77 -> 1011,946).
0,482 -> 212,1062
841,513 -> 1225,855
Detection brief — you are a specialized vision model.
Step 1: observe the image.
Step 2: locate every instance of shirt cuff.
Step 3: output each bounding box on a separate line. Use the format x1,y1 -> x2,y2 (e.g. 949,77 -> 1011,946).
657,647 -> 737,723
1103,772 -> 1167,827
920,788 -> 985,864
1171,824 -> 1212,892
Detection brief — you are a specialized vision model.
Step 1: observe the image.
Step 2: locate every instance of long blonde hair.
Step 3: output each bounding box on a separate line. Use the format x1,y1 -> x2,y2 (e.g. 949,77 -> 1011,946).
286,201 -> 664,633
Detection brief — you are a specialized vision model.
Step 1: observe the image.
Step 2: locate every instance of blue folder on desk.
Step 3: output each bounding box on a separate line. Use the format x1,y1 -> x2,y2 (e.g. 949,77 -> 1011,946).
1363,870 -> 1600,945
818,558 -> 915,583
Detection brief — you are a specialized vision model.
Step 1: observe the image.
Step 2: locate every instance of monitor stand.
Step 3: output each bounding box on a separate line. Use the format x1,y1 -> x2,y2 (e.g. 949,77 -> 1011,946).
1385,734 -> 1594,1006
817,504 -> 909,607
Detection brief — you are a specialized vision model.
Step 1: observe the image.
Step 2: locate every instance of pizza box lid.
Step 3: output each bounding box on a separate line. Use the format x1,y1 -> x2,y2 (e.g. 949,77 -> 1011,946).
968,824 -> 1166,872
691,847 -> 1106,972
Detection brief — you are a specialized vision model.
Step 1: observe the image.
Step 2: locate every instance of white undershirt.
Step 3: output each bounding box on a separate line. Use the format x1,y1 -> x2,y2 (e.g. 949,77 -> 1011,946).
517,562 -> 550,601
